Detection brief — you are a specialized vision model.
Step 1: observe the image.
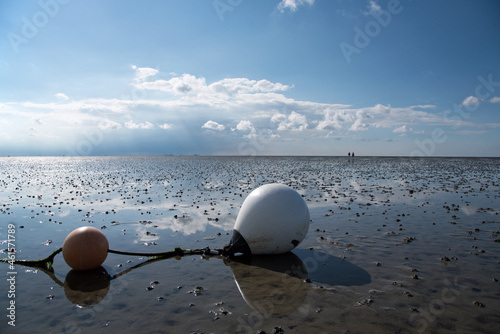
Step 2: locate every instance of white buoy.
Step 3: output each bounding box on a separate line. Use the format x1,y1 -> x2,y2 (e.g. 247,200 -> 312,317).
225,183 -> 310,256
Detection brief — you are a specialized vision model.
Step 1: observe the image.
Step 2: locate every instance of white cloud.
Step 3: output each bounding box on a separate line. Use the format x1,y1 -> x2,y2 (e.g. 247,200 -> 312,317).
393,125 -> 412,133
271,111 -> 308,131
210,78 -> 289,96
99,120 -> 122,130
314,104 -> 443,134
202,120 -> 225,131
277,0 -> 315,12
236,120 -> 255,131
134,73 -> 207,95
370,104 -> 391,114
348,109 -> 370,131
159,123 -> 172,130
125,120 -> 154,129
490,97 -> 500,103
23,98 -> 132,115
364,0 -> 382,15
462,96 -> 480,107
316,109 -> 351,131
131,65 -> 159,82
55,93 -> 69,101
367,105 -> 435,128
271,112 -> 286,123
135,75 -> 290,99
235,120 -> 257,138
349,118 -> 369,131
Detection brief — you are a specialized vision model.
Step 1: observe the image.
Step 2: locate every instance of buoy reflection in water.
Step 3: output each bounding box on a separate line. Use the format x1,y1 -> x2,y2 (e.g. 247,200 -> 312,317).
225,252 -> 309,318
64,267 -> 111,307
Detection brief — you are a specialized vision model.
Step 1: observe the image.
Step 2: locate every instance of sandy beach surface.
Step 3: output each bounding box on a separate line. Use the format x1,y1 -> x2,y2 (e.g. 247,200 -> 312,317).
1,156 -> 499,333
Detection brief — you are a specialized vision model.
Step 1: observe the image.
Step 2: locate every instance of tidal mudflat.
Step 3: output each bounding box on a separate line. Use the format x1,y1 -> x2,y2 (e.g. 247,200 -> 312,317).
1,156 -> 499,333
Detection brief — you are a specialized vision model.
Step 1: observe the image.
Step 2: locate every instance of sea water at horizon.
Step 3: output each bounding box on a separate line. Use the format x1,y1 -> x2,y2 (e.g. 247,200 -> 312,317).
1,156 -> 499,333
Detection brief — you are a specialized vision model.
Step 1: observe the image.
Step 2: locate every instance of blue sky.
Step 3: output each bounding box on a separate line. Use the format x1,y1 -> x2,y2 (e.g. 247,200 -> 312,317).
1,0 -> 499,156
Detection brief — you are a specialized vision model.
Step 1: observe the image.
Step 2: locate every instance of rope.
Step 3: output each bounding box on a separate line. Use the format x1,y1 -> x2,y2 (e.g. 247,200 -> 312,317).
0,246 -> 227,272
107,246 -> 225,257
0,247 -> 62,271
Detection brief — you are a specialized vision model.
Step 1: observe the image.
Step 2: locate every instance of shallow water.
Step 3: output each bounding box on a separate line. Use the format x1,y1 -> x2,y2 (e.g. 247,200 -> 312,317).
1,156 -> 499,333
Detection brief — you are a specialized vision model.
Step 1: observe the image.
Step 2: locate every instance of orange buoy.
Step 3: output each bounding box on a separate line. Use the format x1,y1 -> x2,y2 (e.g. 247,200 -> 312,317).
62,226 -> 109,271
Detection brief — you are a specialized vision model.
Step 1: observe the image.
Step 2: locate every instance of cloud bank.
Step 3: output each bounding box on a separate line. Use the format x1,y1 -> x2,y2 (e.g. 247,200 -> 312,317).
2,65 -> 498,155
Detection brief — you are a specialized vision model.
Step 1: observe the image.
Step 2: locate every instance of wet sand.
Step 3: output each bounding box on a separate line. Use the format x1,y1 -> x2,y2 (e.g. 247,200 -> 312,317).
1,156 -> 499,333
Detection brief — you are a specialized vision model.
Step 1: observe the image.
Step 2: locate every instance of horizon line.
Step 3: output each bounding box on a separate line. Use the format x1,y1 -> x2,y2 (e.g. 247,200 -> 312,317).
1,154 -> 499,158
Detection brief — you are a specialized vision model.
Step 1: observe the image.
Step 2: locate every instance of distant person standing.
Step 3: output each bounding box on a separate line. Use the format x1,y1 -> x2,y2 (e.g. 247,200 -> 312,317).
348,152 -> 351,157
352,152 -> 355,157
